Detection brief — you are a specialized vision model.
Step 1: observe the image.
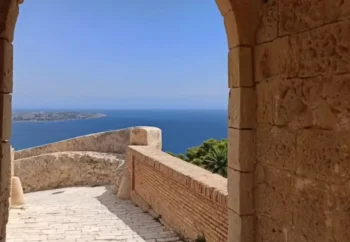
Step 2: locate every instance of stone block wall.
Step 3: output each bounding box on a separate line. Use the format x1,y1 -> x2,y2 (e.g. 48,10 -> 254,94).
253,1 -> 350,241
128,146 -> 228,242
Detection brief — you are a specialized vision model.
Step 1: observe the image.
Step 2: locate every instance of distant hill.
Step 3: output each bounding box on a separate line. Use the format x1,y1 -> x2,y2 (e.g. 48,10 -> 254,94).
12,111 -> 106,122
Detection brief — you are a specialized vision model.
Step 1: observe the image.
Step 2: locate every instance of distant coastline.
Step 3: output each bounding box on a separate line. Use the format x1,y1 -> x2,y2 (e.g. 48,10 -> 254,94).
12,111 -> 106,122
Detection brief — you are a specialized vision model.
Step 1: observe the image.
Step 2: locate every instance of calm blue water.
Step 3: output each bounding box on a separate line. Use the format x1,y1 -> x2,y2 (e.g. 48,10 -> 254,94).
11,110 -> 227,154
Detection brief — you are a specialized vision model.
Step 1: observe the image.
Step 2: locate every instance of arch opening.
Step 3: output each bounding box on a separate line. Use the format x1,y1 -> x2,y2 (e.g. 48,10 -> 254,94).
0,0 -> 263,242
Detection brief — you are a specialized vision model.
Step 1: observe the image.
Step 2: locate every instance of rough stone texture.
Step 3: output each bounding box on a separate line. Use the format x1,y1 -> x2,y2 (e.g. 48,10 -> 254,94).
325,0 -> 350,22
128,146 -> 228,242
6,186 -> 183,242
14,151 -> 125,193
227,167 -> 253,215
0,0 -> 19,42
221,1 -> 262,49
0,2 -> 16,238
228,88 -> 256,129
254,36 -> 297,83
228,128 -> 255,172
255,167 -> 350,242
279,0 -> 350,35
0,39 -> 13,93
256,78 -> 310,127
297,129 -> 350,184
256,124 -> 297,171
255,2 -> 350,241
228,209 -> 254,242
0,142 -> 10,242
254,165 -> 294,225
256,0 -> 277,43
279,0 -> 326,35
256,75 -> 350,130
0,142 -> 10,194
130,126 -> 162,150
228,46 -> 253,88
15,128 -> 132,160
291,20 -> 350,78
0,94 -> 11,141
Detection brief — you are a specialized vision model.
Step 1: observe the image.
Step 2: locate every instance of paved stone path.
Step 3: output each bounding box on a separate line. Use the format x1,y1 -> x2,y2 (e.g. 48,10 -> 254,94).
6,186 -> 182,242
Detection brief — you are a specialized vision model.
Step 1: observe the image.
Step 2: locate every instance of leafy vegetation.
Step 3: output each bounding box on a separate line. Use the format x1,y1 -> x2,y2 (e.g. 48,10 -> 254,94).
167,138 -> 228,177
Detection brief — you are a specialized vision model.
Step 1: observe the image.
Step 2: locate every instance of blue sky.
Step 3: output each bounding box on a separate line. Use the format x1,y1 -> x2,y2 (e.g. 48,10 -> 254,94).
13,0 -> 228,109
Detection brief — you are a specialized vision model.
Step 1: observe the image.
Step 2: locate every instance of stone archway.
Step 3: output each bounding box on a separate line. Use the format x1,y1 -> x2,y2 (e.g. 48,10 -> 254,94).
216,1 -> 261,241
0,0 -> 20,241
0,0 -> 262,241
6,1 -> 350,242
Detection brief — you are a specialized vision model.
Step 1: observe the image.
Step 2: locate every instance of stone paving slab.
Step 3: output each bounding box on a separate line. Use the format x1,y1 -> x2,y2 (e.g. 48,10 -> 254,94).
6,186 -> 182,242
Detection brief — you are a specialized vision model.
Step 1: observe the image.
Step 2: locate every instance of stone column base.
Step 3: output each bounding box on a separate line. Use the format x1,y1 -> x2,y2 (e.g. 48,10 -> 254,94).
117,171 -> 130,200
11,177 -> 24,207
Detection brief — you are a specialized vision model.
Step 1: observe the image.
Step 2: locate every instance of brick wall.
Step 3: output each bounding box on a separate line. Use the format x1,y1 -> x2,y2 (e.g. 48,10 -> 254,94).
128,146 -> 228,242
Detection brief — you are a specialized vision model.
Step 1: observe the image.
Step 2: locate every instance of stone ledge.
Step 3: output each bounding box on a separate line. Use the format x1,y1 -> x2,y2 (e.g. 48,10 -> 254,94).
15,126 -> 162,160
128,146 -> 228,208
15,128 -> 132,160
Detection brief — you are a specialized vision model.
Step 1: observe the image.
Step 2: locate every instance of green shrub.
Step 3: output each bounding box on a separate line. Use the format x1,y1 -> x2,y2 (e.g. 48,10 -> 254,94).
167,138 -> 227,177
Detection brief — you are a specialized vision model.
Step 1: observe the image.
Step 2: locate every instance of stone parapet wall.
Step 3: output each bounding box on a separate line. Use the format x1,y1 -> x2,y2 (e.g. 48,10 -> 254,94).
14,151 -> 125,192
13,126 -> 162,193
14,128 -> 132,160
15,126 -> 162,160
128,146 -> 228,242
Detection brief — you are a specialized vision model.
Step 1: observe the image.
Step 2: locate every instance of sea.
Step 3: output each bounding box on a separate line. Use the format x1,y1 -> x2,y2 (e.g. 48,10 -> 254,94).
11,109 -> 227,154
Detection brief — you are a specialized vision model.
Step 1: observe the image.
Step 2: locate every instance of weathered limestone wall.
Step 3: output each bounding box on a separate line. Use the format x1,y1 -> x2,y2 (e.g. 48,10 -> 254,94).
14,152 -> 125,192
13,126 -> 161,193
254,1 -> 350,241
128,146 -> 228,242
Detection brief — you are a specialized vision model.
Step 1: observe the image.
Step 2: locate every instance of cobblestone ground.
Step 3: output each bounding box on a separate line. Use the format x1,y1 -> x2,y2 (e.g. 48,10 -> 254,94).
6,186 -> 182,242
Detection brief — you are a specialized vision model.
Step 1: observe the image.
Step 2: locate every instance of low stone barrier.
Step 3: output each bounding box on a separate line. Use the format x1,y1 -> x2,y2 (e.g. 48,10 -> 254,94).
14,152 -> 125,192
13,126 -> 162,193
14,128 -> 132,160
127,146 -> 228,242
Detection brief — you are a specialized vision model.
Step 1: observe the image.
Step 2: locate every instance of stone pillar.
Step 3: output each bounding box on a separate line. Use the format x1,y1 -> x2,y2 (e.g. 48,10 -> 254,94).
227,50 -> 256,242
117,127 -> 162,199
216,1 -> 260,240
129,126 -> 162,150
0,0 -> 20,241
116,152 -> 132,200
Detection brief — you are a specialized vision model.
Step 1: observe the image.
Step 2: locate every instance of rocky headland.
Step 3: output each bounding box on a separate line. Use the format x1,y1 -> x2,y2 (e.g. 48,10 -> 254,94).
12,111 -> 106,122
